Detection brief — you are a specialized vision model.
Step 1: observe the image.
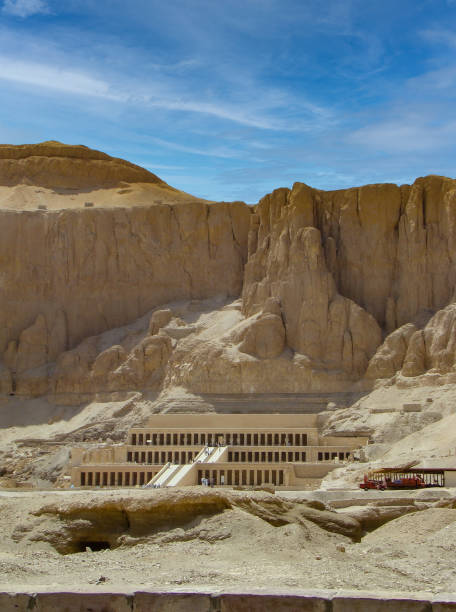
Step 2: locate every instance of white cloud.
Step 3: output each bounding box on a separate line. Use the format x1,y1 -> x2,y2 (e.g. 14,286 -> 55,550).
147,136 -> 243,160
349,118 -> 456,154
143,98 -> 281,130
0,56 -> 272,128
0,56 -> 123,99
0,53 -> 332,132
2,0 -> 49,18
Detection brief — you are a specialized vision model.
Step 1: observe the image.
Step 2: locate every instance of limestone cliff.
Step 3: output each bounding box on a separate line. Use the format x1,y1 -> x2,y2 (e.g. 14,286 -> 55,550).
244,177 -> 456,331
242,176 -> 456,383
1,142 -> 456,399
0,203 -> 250,357
0,143 -> 250,368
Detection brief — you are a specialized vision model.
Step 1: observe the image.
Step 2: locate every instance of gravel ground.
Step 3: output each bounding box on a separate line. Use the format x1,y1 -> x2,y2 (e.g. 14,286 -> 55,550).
0,488 -> 455,595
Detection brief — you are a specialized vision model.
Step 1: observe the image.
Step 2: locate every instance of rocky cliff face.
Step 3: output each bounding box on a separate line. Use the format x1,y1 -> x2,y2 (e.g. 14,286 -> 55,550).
1,142 -> 456,399
244,177 -> 456,330
242,176 -> 456,384
0,203 -> 250,355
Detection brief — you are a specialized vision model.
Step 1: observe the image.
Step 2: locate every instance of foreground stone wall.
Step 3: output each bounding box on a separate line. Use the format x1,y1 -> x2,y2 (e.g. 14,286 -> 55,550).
1,589 -> 455,611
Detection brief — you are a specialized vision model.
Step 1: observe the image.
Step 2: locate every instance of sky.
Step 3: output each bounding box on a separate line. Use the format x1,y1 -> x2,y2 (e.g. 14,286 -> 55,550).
1,0 -> 456,202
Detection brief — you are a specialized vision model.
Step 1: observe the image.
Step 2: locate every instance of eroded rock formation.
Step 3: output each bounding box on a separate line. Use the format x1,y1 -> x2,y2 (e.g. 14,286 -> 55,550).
1,142 -> 456,398
242,176 -> 456,386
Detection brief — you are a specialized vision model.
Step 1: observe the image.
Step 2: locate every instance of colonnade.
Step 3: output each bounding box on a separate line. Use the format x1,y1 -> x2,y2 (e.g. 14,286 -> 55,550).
124,449 -> 353,465
197,468 -> 285,486
228,450 -> 306,462
129,431 -> 309,447
127,450 -> 199,464
318,451 -> 351,461
79,469 -> 159,487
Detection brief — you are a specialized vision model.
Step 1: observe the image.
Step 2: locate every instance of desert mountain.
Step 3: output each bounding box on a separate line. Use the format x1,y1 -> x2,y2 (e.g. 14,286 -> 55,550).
0,140 -> 169,189
1,142 -> 456,483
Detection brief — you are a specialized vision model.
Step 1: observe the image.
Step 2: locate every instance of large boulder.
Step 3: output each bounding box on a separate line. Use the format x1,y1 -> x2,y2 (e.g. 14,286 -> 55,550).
148,309 -> 173,335
366,323 -> 417,379
402,303 -> 456,377
238,314 -> 286,359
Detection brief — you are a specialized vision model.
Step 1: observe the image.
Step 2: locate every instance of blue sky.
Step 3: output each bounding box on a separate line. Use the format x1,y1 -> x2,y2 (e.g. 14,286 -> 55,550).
1,0 -> 456,202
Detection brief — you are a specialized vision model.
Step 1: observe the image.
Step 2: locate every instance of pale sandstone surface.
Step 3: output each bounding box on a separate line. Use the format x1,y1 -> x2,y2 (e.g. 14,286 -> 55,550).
0,203 -> 250,357
0,488 -> 455,596
242,176 -> 456,380
2,143 -> 456,402
1,296 -> 370,402
0,143 -> 252,372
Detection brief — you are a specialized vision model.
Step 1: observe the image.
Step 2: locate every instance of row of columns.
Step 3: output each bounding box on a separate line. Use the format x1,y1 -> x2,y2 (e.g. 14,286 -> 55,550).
198,468 -> 285,486
79,470 -> 157,487
228,450 -> 307,463
127,450 -> 199,464
318,451 -> 351,461
130,431 -> 309,447
124,449 -> 352,465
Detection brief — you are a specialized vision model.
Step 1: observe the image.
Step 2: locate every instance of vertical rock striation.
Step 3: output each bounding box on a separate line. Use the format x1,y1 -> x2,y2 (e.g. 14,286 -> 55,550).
242,175 -> 456,379
0,202 -> 251,357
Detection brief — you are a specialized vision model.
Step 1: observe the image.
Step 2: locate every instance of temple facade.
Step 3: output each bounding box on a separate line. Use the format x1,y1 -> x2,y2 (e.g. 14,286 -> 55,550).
70,414 -> 368,489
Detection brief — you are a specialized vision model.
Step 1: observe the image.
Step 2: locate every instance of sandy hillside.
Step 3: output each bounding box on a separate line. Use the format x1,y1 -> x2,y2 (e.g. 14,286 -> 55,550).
0,182 -> 206,211
0,141 -> 209,210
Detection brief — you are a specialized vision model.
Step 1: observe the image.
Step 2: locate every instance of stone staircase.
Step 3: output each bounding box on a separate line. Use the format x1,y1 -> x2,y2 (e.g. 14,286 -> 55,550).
145,462 -> 180,487
206,446 -> 228,462
144,445 -> 229,488
165,463 -> 196,487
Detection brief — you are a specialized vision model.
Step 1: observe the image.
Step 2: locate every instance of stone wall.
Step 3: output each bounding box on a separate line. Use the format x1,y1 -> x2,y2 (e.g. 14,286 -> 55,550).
2,589 -> 454,611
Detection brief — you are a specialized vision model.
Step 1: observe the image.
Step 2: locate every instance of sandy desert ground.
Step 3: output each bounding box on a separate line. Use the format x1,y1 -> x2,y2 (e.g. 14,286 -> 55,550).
0,487 -> 455,595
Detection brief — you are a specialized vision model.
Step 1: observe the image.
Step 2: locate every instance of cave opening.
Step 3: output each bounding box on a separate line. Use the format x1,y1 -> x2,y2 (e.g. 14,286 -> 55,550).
74,540 -> 111,553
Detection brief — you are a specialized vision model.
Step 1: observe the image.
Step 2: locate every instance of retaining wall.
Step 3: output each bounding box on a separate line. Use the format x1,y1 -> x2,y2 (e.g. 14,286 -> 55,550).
1,589 -> 456,611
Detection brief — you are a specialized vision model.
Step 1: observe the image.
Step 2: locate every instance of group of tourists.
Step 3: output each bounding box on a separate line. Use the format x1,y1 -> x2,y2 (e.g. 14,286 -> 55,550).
200,474 -> 225,487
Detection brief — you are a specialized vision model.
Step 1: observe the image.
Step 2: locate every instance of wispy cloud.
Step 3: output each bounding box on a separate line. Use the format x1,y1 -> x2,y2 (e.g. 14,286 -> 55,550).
0,52 -> 332,132
146,136 -> 247,160
349,118 -> 456,153
348,60 -> 456,155
421,28 -> 456,49
141,162 -> 186,171
2,0 -> 49,18
0,56 -> 122,99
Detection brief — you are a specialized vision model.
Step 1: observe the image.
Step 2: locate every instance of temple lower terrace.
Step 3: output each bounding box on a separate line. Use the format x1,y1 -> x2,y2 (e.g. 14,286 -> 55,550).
70,414 -> 368,489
